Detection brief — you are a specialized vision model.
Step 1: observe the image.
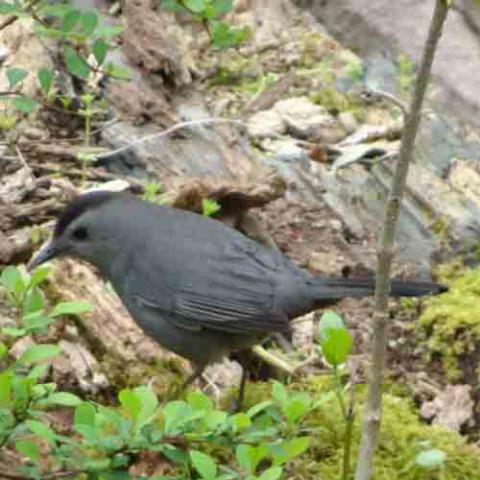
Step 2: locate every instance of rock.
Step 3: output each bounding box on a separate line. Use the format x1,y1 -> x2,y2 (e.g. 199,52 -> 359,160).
448,159 -> 480,208
248,96 -> 346,143
203,358 -> 243,397
291,312 -> 315,352
304,0 -> 480,130
247,109 -> 285,138
0,163 -> 36,204
53,340 -> 109,394
0,20 -> 52,98
274,96 -> 342,142
420,385 -> 474,431
338,111 -> 359,134
0,44 -> 9,63
308,251 -> 345,276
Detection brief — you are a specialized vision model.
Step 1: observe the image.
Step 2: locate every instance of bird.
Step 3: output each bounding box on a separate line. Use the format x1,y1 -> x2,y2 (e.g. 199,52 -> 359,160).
28,190 -> 447,407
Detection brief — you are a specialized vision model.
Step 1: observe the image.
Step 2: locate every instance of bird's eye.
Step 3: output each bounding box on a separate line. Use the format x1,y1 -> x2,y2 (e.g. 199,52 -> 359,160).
72,226 -> 88,241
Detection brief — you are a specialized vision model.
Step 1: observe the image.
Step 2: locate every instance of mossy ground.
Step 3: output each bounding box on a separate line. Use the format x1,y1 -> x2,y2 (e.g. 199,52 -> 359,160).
416,263 -> 480,381
240,377 -> 480,480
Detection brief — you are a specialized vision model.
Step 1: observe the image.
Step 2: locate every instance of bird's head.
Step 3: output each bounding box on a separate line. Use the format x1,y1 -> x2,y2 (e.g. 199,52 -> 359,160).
28,190 -> 125,270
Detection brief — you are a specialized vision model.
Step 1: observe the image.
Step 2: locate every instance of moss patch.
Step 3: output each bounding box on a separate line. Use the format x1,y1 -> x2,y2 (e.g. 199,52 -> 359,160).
242,377 -> 480,479
416,264 -> 480,381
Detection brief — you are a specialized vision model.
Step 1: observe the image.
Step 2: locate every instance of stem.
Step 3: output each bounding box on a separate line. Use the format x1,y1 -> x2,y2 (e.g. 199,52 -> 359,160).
354,2 -> 450,480
85,112 -> 91,147
342,387 -> 355,480
333,365 -> 347,419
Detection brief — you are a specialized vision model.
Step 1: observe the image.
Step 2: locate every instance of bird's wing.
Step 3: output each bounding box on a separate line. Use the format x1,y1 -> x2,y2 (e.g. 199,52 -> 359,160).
126,238 -> 290,335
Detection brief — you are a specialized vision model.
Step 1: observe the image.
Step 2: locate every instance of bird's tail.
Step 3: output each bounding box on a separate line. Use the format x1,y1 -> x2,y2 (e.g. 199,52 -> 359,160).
310,277 -> 447,308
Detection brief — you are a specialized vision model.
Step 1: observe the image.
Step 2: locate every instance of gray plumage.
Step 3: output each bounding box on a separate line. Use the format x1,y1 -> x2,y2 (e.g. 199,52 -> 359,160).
29,191 -> 446,373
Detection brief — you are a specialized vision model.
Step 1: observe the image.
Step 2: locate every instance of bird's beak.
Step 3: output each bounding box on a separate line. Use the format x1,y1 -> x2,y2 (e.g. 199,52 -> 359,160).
27,240 -> 58,270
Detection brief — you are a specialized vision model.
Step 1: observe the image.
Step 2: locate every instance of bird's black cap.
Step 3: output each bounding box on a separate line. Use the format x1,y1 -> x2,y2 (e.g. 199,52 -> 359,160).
54,190 -> 120,238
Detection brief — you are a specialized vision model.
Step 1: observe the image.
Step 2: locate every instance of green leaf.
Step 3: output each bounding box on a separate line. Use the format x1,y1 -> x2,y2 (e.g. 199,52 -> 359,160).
272,382 -> 288,405
74,402 -> 96,429
202,198 -> 221,217
28,264 -> 51,290
0,343 -> 6,358
80,10 -> 98,35
133,385 -> 159,426
2,326 -> 26,337
321,329 -> 353,366
15,439 -> 40,461
96,25 -> 124,38
258,467 -> 282,480
211,0 -> 233,16
64,46 -> 91,78
246,400 -> 272,418
187,391 -> 213,411
270,437 -> 310,466
37,68 -> 54,96
230,412 -> 251,432
28,363 -> 49,380
7,67 -> 28,88
104,62 -> 132,79
0,2 -> 21,14
161,0 -> 187,12
0,370 -> 12,408
22,311 -> 52,331
211,22 -> 248,49
162,400 -> 195,433
1,265 -> 24,296
92,38 -> 108,66
236,444 -> 268,474
317,311 -> 345,344
415,449 -> 446,470
184,0 -> 205,13
283,393 -> 311,425
204,410 -> 228,430
23,290 -> 45,315
12,96 -> 38,113
51,301 -> 92,317
19,344 -> 61,365
119,388 -> 142,422
317,311 -> 353,365
44,392 -> 83,406
26,419 -> 56,445
190,450 -> 217,480
61,8 -> 81,33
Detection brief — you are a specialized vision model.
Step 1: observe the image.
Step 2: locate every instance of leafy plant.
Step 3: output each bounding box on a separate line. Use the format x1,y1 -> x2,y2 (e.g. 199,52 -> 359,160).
316,311 -> 354,480
202,198 -> 221,217
0,2 -> 127,116
0,265 -> 314,479
143,180 -> 164,203
160,0 -> 248,49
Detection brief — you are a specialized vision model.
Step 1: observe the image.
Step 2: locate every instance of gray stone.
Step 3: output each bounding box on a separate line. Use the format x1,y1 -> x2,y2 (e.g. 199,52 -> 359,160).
274,96 -> 337,141
247,109 -> 285,138
301,0 -> 480,130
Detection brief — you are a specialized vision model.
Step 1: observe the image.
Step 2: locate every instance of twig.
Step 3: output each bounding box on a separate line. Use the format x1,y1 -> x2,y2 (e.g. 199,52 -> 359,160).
251,345 -> 295,375
354,2 -> 450,480
97,118 -> 247,161
358,88 -> 408,117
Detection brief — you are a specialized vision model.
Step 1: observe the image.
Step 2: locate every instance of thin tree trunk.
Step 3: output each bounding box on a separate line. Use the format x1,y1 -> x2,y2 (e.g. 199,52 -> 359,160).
354,2 -> 450,479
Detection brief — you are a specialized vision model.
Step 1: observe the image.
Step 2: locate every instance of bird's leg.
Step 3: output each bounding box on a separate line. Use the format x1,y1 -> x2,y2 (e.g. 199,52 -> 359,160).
181,365 -> 204,391
168,366 -> 204,401
231,367 -> 248,413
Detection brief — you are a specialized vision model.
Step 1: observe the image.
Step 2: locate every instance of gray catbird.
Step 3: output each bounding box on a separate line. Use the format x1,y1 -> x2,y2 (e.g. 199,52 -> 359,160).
29,191 -> 446,405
